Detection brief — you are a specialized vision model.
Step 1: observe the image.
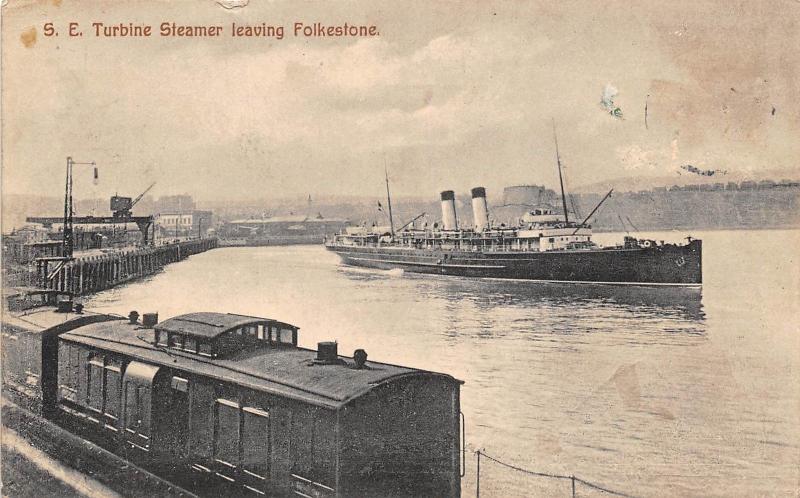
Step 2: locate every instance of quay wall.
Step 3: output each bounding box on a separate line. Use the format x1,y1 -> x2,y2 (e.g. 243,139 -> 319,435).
36,238 -> 217,296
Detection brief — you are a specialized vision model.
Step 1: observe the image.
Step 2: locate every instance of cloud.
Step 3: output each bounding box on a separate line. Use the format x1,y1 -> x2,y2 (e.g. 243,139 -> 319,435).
2,0 -> 797,204
616,144 -> 666,172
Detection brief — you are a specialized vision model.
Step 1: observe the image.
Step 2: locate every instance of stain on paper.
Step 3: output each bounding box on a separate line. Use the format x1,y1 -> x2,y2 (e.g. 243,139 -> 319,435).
216,0 -> 249,9
20,26 -> 37,48
601,83 -> 623,119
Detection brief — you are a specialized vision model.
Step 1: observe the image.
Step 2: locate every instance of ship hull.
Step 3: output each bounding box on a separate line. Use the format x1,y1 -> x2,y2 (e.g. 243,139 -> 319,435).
326,240 -> 702,286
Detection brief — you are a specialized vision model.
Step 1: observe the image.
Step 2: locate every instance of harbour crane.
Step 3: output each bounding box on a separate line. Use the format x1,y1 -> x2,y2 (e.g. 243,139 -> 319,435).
111,182 -> 156,219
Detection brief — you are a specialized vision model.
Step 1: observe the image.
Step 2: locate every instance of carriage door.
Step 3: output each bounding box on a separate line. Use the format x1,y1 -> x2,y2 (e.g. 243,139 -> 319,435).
241,406 -> 271,494
122,361 -> 160,452
161,375 -> 191,460
213,399 -> 271,494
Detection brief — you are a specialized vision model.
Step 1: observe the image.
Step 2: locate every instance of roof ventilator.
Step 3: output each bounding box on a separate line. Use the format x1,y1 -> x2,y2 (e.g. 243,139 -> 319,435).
142,312 -> 159,328
313,341 -> 345,366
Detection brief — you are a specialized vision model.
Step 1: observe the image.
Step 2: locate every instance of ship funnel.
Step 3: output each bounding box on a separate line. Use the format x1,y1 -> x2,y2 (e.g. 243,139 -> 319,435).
471,187 -> 489,231
440,190 -> 458,230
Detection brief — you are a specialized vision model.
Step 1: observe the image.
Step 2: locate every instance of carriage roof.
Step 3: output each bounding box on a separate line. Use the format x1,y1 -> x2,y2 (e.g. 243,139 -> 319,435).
60,312 -> 461,409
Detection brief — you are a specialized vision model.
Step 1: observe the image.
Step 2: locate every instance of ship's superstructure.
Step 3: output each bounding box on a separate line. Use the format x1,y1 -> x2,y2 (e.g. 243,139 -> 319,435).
327,129 -> 702,285
333,188 -> 596,253
326,185 -> 702,286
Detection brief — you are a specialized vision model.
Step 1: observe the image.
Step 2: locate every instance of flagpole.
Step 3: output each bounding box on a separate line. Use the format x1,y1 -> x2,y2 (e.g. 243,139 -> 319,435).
384,160 -> 395,237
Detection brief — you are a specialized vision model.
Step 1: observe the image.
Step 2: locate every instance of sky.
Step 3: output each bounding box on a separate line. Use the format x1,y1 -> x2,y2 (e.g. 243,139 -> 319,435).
2,0 -> 799,205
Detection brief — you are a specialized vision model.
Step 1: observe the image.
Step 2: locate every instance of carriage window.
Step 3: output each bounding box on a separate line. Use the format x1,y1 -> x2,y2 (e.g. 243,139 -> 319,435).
242,407 -> 270,479
184,337 -> 198,353
156,331 -> 169,347
87,355 -> 104,411
169,334 -> 184,349
257,325 -> 266,340
279,329 -> 294,345
199,342 -> 213,357
104,359 -> 122,420
214,399 -> 240,468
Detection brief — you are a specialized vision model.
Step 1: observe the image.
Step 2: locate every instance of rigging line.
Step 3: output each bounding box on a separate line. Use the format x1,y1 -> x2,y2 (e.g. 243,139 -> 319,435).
571,189 -> 612,234
625,216 -> 640,232
609,200 -> 629,235
596,197 -> 626,234
616,213 -> 630,235
568,192 -> 583,220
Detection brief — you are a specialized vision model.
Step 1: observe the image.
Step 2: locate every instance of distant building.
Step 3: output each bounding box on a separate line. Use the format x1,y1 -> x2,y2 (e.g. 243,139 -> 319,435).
757,180 -> 776,189
740,181 -> 757,190
156,210 -> 213,239
219,215 -> 348,245
5,225 -> 49,244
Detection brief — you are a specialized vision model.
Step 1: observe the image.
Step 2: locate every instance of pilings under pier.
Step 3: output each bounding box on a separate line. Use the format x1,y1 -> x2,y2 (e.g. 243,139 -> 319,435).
34,238 -> 218,296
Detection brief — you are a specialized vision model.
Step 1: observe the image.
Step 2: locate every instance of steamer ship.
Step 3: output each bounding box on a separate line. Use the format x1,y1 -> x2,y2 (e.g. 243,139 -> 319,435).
325,137 -> 702,286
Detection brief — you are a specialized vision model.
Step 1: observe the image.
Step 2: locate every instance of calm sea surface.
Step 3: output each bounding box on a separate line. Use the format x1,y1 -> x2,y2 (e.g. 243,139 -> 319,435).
85,229 -> 800,497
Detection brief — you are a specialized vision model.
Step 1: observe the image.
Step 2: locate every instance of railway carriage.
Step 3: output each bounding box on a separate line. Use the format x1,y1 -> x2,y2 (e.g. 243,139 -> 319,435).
2,303 -> 463,497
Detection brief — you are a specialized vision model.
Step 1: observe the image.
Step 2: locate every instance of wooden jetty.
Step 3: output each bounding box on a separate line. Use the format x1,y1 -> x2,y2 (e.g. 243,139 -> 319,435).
33,238 -> 217,296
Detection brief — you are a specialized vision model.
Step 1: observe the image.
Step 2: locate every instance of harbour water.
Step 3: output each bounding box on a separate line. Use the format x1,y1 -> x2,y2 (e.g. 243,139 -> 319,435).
84,229 -> 800,497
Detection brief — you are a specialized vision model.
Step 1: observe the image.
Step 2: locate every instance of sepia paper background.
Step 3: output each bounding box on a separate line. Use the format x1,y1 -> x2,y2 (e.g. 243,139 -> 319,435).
2,1 -> 799,497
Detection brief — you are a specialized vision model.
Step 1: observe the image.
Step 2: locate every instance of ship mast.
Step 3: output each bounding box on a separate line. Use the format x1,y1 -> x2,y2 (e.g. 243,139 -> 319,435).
552,119 -> 570,224
63,157 -> 74,259
384,161 -> 395,237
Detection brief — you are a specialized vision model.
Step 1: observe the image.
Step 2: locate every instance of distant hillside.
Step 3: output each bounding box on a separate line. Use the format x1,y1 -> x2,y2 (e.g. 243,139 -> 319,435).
2,195 -> 63,230
492,181 -> 800,232
5,178 -> 800,234
572,167 -> 800,194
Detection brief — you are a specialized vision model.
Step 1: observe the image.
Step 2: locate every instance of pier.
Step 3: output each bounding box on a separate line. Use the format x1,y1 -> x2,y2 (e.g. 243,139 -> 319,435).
33,238 -> 217,296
